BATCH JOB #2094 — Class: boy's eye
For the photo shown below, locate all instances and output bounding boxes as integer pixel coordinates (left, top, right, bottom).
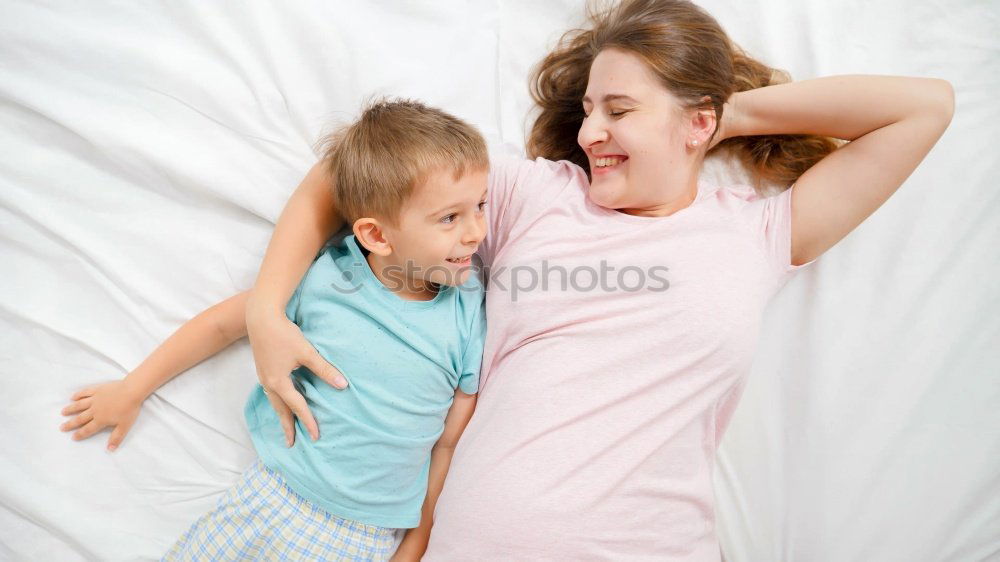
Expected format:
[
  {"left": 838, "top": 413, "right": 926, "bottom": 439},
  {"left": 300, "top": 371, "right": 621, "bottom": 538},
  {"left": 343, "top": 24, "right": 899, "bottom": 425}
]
[
  {"left": 478, "top": 200, "right": 487, "bottom": 212},
  {"left": 441, "top": 214, "right": 457, "bottom": 224}
]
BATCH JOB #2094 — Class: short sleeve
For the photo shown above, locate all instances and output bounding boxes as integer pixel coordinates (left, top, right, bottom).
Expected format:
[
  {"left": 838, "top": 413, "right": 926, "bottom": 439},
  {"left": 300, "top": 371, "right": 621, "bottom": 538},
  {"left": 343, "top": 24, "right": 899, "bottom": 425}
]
[
  {"left": 479, "top": 148, "right": 584, "bottom": 268},
  {"left": 457, "top": 298, "right": 486, "bottom": 395},
  {"left": 741, "top": 184, "right": 818, "bottom": 289},
  {"left": 284, "top": 247, "right": 329, "bottom": 325},
  {"left": 479, "top": 154, "right": 529, "bottom": 268}
]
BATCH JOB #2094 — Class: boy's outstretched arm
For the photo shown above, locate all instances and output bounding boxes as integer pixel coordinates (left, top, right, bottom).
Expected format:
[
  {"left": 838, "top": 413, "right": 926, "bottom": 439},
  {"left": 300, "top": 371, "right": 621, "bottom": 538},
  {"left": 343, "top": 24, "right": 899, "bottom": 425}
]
[
  {"left": 60, "top": 291, "right": 250, "bottom": 451},
  {"left": 391, "top": 390, "right": 478, "bottom": 561}
]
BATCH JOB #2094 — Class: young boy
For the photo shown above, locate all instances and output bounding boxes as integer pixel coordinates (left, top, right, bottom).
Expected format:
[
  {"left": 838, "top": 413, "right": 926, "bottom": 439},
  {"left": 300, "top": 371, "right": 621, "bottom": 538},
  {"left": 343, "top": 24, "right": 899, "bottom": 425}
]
[{"left": 59, "top": 99, "right": 489, "bottom": 561}]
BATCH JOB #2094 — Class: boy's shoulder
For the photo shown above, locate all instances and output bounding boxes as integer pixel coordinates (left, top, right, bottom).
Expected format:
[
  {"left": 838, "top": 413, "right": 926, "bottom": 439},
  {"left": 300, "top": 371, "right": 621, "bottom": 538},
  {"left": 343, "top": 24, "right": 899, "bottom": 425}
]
[
  {"left": 318, "top": 232, "right": 357, "bottom": 261},
  {"left": 454, "top": 266, "right": 486, "bottom": 337},
  {"left": 291, "top": 235, "right": 367, "bottom": 308},
  {"left": 300, "top": 238, "right": 357, "bottom": 282}
]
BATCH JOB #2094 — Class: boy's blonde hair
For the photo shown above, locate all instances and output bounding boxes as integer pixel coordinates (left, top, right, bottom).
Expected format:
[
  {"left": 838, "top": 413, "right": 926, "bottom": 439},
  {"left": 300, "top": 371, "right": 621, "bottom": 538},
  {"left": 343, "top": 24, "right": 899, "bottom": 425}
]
[{"left": 316, "top": 98, "right": 489, "bottom": 226}]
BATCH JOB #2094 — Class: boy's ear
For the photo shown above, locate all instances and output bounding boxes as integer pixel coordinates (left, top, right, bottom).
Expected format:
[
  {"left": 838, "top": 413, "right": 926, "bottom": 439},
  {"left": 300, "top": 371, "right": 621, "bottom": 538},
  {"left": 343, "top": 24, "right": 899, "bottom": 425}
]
[{"left": 353, "top": 218, "right": 393, "bottom": 256}]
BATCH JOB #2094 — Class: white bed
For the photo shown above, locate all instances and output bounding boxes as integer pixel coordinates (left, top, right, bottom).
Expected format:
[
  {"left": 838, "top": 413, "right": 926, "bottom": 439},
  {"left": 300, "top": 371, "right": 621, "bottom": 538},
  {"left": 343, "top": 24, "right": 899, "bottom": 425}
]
[{"left": 1, "top": 1, "right": 997, "bottom": 560}]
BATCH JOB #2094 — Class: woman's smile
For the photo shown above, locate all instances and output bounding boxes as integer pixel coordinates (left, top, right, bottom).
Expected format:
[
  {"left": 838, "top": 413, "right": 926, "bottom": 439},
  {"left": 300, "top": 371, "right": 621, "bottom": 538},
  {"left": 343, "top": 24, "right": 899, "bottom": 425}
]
[{"left": 592, "top": 155, "right": 629, "bottom": 175}]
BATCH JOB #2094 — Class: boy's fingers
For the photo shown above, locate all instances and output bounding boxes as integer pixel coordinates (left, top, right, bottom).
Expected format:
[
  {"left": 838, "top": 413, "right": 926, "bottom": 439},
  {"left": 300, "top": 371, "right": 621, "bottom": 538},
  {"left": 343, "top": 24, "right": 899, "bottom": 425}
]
[
  {"left": 107, "top": 423, "right": 130, "bottom": 452},
  {"left": 61, "top": 398, "right": 91, "bottom": 416},
  {"left": 73, "top": 420, "right": 102, "bottom": 441},
  {"left": 61, "top": 411, "right": 94, "bottom": 432},
  {"left": 71, "top": 386, "right": 97, "bottom": 401},
  {"left": 301, "top": 348, "right": 348, "bottom": 390},
  {"left": 275, "top": 384, "right": 320, "bottom": 442}
]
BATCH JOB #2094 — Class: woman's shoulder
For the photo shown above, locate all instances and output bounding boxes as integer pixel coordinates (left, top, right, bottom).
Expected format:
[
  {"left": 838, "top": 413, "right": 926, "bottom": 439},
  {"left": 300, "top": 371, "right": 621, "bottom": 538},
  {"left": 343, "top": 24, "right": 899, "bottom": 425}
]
[
  {"left": 700, "top": 179, "right": 792, "bottom": 224},
  {"left": 488, "top": 154, "right": 588, "bottom": 216},
  {"left": 489, "top": 150, "right": 587, "bottom": 190},
  {"left": 706, "top": 181, "right": 764, "bottom": 204},
  {"left": 705, "top": 180, "right": 813, "bottom": 283},
  {"left": 486, "top": 145, "right": 587, "bottom": 215},
  {"left": 697, "top": 159, "right": 772, "bottom": 206},
  {"left": 479, "top": 148, "right": 589, "bottom": 266}
]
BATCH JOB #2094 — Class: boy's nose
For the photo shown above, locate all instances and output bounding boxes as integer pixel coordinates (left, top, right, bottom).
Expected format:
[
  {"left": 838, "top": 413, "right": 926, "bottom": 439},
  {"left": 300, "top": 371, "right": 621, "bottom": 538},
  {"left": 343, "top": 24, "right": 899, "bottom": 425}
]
[{"left": 463, "top": 215, "right": 486, "bottom": 245}]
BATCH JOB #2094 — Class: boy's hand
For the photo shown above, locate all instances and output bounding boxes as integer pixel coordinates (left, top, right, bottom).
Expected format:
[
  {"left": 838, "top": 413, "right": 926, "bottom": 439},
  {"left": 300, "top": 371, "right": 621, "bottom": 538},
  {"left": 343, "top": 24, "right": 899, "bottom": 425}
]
[{"left": 60, "top": 380, "right": 144, "bottom": 451}]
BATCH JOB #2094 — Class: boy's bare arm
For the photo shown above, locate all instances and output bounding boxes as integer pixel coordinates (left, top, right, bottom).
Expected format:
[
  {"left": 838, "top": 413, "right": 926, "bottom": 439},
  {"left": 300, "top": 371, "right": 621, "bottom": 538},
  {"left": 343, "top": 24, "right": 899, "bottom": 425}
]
[
  {"left": 60, "top": 291, "right": 250, "bottom": 449},
  {"left": 392, "top": 390, "right": 478, "bottom": 561},
  {"left": 122, "top": 291, "right": 250, "bottom": 399}
]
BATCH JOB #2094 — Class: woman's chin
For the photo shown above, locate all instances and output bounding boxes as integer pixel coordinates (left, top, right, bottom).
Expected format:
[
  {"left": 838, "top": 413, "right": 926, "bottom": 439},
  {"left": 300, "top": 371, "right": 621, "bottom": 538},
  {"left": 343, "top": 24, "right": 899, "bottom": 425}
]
[{"left": 587, "top": 181, "right": 622, "bottom": 210}]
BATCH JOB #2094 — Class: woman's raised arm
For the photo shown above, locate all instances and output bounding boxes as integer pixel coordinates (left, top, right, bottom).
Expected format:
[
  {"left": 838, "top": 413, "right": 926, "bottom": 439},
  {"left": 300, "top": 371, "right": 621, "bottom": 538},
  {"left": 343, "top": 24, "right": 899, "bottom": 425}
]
[
  {"left": 723, "top": 75, "right": 955, "bottom": 265},
  {"left": 245, "top": 160, "right": 348, "bottom": 447}
]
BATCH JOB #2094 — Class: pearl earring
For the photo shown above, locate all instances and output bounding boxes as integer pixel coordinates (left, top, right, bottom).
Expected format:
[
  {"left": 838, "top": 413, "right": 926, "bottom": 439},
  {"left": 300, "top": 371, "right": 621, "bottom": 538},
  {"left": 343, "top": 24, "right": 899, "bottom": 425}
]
[{"left": 691, "top": 139, "right": 699, "bottom": 147}]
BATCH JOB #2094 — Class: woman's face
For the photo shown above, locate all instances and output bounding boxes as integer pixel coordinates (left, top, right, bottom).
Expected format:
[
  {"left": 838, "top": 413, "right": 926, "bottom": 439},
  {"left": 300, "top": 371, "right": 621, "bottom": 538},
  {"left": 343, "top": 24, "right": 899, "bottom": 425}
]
[{"left": 578, "top": 48, "right": 697, "bottom": 215}]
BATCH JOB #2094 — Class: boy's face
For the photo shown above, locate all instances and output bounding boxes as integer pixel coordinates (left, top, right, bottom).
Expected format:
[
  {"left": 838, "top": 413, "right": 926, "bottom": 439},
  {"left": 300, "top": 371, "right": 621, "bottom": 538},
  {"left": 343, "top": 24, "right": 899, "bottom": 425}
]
[{"left": 380, "top": 167, "right": 488, "bottom": 290}]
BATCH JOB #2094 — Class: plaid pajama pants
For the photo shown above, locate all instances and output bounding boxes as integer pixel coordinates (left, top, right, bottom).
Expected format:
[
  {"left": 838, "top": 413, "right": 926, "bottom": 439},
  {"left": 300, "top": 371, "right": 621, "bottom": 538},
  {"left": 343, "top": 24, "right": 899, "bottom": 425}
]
[{"left": 161, "top": 458, "right": 399, "bottom": 561}]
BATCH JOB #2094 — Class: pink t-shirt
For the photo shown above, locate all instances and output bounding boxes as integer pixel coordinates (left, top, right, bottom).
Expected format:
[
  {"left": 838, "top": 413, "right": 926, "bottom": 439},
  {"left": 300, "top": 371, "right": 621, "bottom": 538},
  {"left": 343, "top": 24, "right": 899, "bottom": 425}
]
[{"left": 424, "top": 156, "right": 815, "bottom": 561}]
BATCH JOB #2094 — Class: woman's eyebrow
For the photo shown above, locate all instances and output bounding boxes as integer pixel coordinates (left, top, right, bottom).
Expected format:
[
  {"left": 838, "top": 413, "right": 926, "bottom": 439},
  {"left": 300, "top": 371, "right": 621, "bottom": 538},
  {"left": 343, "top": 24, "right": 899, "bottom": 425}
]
[{"left": 582, "top": 94, "right": 639, "bottom": 104}]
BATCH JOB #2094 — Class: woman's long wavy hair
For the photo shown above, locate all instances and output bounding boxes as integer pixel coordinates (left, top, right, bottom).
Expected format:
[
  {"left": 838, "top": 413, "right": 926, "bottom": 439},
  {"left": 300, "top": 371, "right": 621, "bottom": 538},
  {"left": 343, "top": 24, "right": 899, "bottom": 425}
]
[{"left": 527, "top": 0, "right": 841, "bottom": 190}]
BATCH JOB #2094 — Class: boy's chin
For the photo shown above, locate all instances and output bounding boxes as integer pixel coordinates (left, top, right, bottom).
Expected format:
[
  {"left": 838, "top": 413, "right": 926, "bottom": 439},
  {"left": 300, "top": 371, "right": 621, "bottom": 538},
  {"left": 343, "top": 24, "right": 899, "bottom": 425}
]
[{"left": 431, "top": 269, "right": 472, "bottom": 288}]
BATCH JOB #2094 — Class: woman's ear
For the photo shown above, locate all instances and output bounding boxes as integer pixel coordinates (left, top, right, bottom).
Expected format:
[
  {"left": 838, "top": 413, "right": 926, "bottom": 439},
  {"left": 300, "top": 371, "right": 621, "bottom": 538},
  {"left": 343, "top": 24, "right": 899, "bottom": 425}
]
[
  {"left": 353, "top": 218, "right": 393, "bottom": 256},
  {"left": 687, "top": 95, "right": 717, "bottom": 148}
]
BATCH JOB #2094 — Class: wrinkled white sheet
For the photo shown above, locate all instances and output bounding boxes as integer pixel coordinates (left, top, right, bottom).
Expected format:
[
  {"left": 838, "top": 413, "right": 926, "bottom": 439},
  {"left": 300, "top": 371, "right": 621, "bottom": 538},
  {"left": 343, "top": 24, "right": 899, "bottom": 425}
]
[{"left": 1, "top": 1, "right": 997, "bottom": 560}]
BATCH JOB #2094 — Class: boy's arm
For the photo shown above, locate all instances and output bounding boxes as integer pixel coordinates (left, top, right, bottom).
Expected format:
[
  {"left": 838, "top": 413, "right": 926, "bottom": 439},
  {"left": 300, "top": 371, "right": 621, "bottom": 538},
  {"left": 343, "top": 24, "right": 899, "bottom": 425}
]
[
  {"left": 122, "top": 291, "right": 250, "bottom": 400},
  {"left": 60, "top": 291, "right": 250, "bottom": 449},
  {"left": 392, "top": 390, "right": 478, "bottom": 561}
]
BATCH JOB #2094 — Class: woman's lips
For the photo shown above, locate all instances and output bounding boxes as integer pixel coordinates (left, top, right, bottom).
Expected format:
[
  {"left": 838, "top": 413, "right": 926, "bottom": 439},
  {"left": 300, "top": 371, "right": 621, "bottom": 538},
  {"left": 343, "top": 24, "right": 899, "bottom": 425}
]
[{"left": 592, "top": 155, "right": 628, "bottom": 175}]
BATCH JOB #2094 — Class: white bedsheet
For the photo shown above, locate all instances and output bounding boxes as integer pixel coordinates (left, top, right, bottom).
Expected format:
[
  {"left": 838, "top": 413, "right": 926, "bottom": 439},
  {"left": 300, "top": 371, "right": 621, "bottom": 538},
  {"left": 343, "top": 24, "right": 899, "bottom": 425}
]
[{"left": 1, "top": 1, "right": 997, "bottom": 560}]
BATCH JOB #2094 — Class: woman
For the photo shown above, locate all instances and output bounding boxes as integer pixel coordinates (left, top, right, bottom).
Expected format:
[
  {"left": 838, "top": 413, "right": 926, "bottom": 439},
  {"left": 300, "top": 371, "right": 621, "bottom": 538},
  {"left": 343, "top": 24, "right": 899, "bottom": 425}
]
[{"left": 242, "top": 0, "right": 953, "bottom": 559}]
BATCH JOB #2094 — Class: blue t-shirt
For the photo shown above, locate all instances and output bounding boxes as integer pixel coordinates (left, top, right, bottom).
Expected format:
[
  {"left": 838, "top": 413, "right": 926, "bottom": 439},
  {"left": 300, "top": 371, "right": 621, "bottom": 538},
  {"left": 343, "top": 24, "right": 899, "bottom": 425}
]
[{"left": 244, "top": 234, "right": 486, "bottom": 529}]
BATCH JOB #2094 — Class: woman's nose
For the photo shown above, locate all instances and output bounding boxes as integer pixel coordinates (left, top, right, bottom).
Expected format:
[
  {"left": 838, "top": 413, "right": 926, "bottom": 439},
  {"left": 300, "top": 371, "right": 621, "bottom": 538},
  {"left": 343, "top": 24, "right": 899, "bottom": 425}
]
[{"left": 577, "top": 115, "right": 608, "bottom": 149}]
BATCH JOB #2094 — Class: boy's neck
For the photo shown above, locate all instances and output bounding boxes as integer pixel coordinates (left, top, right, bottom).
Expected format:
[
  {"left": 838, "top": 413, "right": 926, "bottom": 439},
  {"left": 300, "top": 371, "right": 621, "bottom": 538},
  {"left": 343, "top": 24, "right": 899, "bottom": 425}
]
[{"left": 365, "top": 252, "right": 439, "bottom": 302}]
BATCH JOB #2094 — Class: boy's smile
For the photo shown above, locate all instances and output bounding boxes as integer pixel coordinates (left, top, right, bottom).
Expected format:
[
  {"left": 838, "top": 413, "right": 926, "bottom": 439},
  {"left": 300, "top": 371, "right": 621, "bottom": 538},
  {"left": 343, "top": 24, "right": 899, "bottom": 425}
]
[{"left": 357, "top": 167, "right": 488, "bottom": 301}]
